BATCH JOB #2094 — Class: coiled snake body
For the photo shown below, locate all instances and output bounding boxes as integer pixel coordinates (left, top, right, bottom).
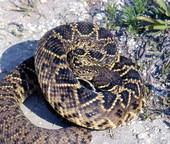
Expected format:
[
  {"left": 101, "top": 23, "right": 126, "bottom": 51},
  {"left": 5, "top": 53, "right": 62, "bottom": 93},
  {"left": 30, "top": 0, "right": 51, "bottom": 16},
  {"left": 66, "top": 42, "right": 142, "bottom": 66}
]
[{"left": 0, "top": 22, "right": 145, "bottom": 143}]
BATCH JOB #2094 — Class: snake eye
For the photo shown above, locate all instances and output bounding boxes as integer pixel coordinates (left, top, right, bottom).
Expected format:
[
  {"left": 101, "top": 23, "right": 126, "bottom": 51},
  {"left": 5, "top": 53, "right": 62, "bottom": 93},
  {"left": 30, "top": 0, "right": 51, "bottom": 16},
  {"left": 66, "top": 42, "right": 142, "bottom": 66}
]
[{"left": 73, "top": 48, "right": 85, "bottom": 55}]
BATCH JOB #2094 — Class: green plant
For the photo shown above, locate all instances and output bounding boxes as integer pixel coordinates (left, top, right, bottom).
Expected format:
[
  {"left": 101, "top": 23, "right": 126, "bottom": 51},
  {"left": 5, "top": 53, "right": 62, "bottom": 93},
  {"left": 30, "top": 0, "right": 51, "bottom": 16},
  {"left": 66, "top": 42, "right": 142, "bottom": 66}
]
[
  {"left": 122, "top": 0, "right": 148, "bottom": 33},
  {"left": 162, "top": 62, "right": 170, "bottom": 79},
  {"left": 8, "top": 23, "right": 25, "bottom": 37},
  {"left": 137, "top": 0, "right": 170, "bottom": 30},
  {"left": 9, "top": 0, "right": 42, "bottom": 16},
  {"left": 155, "top": 0, "right": 170, "bottom": 17},
  {"left": 105, "top": 3, "right": 119, "bottom": 30}
]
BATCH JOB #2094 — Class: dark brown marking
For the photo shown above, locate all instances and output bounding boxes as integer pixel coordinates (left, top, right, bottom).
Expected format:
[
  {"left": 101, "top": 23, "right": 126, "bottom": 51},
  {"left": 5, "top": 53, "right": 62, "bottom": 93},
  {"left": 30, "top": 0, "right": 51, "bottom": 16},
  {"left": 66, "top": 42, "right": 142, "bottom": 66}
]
[
  {"left": 120, "top": 56, "right": 135, "bottom": 66},
  {"left": 125, "top": 83, "right": 139, "bottom": 96},
  {"left": 53, "top": 57, "right": 66, "bottom": 65},
  {"left": 122, "top": 69, "right": 141, "bottom": 80},
  {"left": 98, "top": 120, "right": 109, "bottom": 128},
  {"left": 104, "top": 43, "right": 117, "bottom": 55},
  {"left": 54, "top": 24, "right": 73, "bottom": 40},
  {"left": 55, "top": 68, "right": 77, "bottom": 84},
  {"left": 77, "top": 22, "right": 95, "bottom": 35},
  {"left": 85, "top": 109, "right": 99, "bottom": 118},
  {"left": 77, "top": 87, "right": 98, "bottom": 104},
  {"left": 44, "top": 37, "right": 65, "bottom": 56},
  {"left": 131, "top": 101, "right": 139, "bottom": 110},
  {"left": 125, "top": 113, "right": 132, "bottom": 122},
  {"left": 89, "top": 50, "right": 104, "bottom": 60},
  {"left": 115, "top": 109, "right": 122, "bottom": 118},
  {"left": 120, "top": 90, "right": 129, "bottom": 106},
  {"left": 98, "top": 27, "right": 113, "bottom": 39},
  {"left": 41, "top": 63, "right": 49, "bottom": 71},
  {"left": 102, "top": 91, "right": 117, "bottom": 109},
  {"left": 112, "top": 62, "right": 124, "bottom": 70}
]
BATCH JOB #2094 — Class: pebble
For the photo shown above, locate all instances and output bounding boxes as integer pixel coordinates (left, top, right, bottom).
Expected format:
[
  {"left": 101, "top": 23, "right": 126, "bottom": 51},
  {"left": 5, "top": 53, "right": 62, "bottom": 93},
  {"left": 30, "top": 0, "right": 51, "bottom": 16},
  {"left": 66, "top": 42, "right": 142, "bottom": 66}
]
[
  {"left": 26, "top": 24, "right": 36, "bottom": 32},
  {"left": 160, "top": 128, "right": 167, "bottom": 135},
  {"left": 39, "top": 0, "right": 47, "bottom": 4},
  {"left": 129, "top": 119, "right": 137, "bottom": 125},
  {"left": 127, "top": 38, "right": 136, "bottom": 52},
  {"left": 161, "top": 140, "right": 170, "bottom": 144},
  {"left": 136, "top": 132, "right": 149, "bottom": 139},
  {"left": 95, "top": 13, "right": 105, "bottom": 20},
  {"left": 153, "top": 127, "right": 160, "bottom": 133},
  {"left": 145, "top": 126, "right": 150, "bottom": 131},
  {"left": 148, "top": 133, "right": 154, "bottom": 138},
  {"left": 102, "top": 0, "right": 108, "bottom": 2},
  {"left": 39, "top": 122, "right": 42, "bottom": 125},
  {"left": 132, "top": 129, "right": 137, "bottom": 134},
  {"left": 103, "top": 142, "right": 109, "bottom": 144}
]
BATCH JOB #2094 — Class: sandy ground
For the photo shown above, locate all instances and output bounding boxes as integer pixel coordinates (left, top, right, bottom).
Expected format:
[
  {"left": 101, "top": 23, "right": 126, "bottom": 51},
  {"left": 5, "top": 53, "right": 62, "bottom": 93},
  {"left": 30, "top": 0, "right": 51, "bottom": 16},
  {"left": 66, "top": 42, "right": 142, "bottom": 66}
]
[{"left": 0, "top": 0, "right": 170, "bottom": 144}]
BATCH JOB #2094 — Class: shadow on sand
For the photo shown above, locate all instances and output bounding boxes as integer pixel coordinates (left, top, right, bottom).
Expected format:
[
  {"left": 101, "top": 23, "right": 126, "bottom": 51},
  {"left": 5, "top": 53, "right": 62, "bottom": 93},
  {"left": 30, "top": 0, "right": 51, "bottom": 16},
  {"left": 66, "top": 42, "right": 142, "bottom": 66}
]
[{"left": 0, "top": 40, "right": 68, "bottom": 129}]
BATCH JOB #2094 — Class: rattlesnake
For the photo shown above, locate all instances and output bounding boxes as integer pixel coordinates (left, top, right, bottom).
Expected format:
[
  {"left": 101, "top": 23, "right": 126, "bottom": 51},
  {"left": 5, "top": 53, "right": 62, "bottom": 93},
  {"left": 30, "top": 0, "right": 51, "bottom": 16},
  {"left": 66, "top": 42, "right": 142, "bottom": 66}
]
[{"left": 0, "top": 22, "right": 146, "bottom": 143}]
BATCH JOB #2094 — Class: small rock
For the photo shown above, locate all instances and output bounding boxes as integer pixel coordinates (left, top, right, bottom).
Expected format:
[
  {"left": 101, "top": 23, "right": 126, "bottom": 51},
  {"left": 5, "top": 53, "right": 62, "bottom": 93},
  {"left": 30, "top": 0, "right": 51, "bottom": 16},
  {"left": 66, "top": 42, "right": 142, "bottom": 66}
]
[
  {"left": 40, "top": 0, "right": 47, "bottom": 4},
  {"left": 145, "top": 126, "right": 150, "bottom": 131},
  {"left": 103, "top": 142, "right": 109, "bottom": 144},
  {"left": 154, "top": 127, "right": 160, "bottom": 133},
  {"left": 136, "top": 132, "right": 149, "bottom": 139},
  {"left": 129, "top": 120, "right": 136, "bottom": 125},
  {"left": 148, "top": 133, "right": 154, "bottom": 138},
  {"left": 132, "top": 128, "right": 137, "bottom": 134},
  {"left": 161, "top": 140, "right": 170, "bottom": 144},
  {"left": 42, "top": 29, "right": 48, "bottom": 33},
  {"left": 95, "top": 13, "right": 105, "bottom": 20},
  {"left": 102, "top": 0, "right": 108, "bottom": 3},
  {"left": 39, "top": 122, "right": 42, "bottom": 125}
]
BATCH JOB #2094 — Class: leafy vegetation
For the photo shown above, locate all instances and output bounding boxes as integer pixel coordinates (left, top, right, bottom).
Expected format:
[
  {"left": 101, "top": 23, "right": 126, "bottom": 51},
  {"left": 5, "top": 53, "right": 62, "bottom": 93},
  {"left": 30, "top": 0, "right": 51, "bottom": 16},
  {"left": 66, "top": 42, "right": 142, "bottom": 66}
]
[
  {"left": 9, "top": 0, "right": 42, "bottom": 16},
  {"left": 162, "top": 61, "right": 170, "bottom": 79},
  {"left": 105, "top": 0, "right": 170, "bottom": 120},
  {"left": 137, "top": 0, "right": 170, "bottom": 30},
  {"left": 105, "top": 3, "right": 119, "bottom": 30},
  {"left": 121, "top": 0, "right": 148, "bottom": 33},
  {"left": 105, "top": 0, "right": 170, "bottom": 33}
]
